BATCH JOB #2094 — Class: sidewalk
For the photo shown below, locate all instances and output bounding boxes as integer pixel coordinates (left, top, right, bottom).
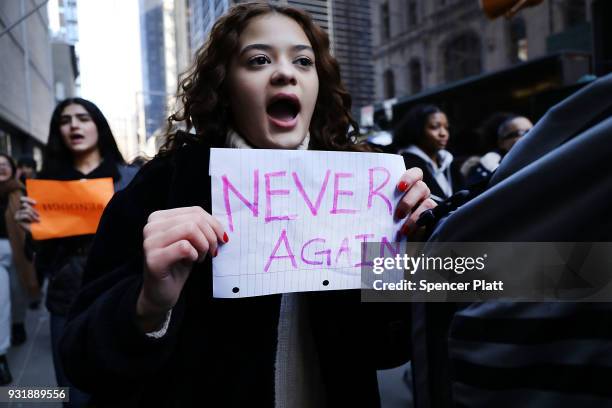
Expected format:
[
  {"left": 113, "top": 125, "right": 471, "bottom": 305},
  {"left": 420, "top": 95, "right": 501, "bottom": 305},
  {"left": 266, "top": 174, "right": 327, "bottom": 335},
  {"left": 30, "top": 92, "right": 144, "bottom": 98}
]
[{"left": 6, "top": 304, "right": 61, "bottom": 408}]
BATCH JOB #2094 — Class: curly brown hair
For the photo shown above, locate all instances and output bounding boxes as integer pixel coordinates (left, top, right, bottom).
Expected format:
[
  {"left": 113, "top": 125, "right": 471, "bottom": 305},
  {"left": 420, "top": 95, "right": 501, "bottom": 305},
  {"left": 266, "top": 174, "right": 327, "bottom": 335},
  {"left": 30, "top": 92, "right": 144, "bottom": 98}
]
[{"left": 161, "top": 2, "right": 369, "bottom": 153}]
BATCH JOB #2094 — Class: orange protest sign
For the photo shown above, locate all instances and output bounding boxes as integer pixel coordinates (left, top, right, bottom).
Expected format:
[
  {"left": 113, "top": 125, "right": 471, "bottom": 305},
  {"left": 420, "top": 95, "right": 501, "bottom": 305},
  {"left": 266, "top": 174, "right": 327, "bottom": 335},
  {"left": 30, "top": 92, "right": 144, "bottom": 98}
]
[{"left": 26, "top": 178, "right": 115, "bottom": 240}]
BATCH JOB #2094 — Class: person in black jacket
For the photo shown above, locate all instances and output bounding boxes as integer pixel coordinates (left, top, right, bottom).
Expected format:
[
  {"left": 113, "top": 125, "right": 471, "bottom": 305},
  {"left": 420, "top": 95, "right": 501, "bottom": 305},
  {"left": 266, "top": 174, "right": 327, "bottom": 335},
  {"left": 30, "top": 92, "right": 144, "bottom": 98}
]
[
  {"left": 15, "top": 98, "right": 138, "bottom": 407},
  {"left": 465, "top": 114, "right": 533, "bottom": 187},
  {"left": 395, "top": 104, "right": 464, "bottom": 202},
  {"left": 57, "top": 3, "right": 436, "bottom": 407}
]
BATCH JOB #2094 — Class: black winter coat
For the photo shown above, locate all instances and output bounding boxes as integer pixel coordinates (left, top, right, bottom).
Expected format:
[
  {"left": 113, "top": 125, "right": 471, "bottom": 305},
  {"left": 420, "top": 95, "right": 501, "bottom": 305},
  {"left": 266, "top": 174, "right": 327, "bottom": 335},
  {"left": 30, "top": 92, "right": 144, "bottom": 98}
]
[
  {"left": 400, "top": 153, "right": 464, "bottom": 201},
  {"left": 36, "top": 161, "right": 138, "bottom": 316},
  {"left": 59, "top": 137, "right": 412, "bottom": 407}
]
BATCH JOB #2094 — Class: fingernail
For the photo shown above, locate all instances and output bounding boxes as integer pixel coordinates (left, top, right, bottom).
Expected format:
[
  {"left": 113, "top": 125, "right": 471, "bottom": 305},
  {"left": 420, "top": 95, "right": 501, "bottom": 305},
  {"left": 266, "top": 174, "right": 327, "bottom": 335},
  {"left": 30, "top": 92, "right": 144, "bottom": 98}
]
[
  {"left": 397, "top": 181, "right": 408, "bottom": 192},
  {"left": 395, "top": 208, "right": 405, "bottom": 220},
  {"left": 223, "top": 232, "right": 229, "bottom": 243},
  {"left": 401, "top": 223, "right": 410, "bottom": 236}
]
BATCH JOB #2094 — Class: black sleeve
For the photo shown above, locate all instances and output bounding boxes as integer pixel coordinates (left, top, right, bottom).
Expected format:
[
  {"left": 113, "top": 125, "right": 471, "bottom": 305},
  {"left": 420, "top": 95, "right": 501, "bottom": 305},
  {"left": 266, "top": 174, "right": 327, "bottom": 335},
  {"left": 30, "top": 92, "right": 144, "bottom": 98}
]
[
  {"left": 58, "top": 155, "right": 186, "bottom": 397},
  {"left": 450, "top": 160, "right": 466, "bottom": 193}
]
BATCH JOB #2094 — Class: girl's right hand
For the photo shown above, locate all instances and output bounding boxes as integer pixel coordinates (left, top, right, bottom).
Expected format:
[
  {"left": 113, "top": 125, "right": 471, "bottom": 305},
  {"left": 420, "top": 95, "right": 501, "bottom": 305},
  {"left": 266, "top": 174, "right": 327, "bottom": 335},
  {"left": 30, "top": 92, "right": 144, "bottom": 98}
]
[
  {"left": 14, "top": 196, "right": 40, "bottom": 232},
  {"left": 136, "top": 206, "right": 228, "bottom": 332}
]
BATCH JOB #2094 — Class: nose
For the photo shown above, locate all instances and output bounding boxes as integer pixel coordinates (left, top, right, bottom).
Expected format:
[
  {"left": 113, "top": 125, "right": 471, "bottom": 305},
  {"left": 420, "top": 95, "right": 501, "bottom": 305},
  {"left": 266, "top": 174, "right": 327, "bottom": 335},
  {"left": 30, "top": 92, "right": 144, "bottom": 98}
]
[
  {"left": 270, "top": 59, "right": 297, "bottom": 86},
  {"left": 69, "top": 117, "right": 79, "bottom": 129}
]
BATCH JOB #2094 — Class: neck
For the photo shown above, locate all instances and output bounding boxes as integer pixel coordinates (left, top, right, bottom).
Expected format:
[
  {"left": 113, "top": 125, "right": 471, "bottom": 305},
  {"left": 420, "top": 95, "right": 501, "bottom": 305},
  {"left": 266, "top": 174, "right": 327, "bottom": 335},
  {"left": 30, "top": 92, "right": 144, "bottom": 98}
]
[
  {"left": 73, "top": 149, "right": 102, "bottom": 174},
  {"left": 429, "top": 152, "right": 439, "bottom": 165},
  {"left": 418, "top": 145, "right": 439, "bottom": 165}
]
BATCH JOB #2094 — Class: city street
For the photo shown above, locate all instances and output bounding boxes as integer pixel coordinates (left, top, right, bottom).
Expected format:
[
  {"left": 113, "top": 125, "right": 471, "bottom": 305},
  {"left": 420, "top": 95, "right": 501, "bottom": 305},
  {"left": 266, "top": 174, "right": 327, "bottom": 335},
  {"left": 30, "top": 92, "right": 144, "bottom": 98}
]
[
  {"left": 7, "top": 304, "right": 60, "bottom": 408},
  {"left": 6, "top": 299, "right": 412, "bottom": 408},
  {"left": 2, "top": 0, "right": 608, "bottom": 406}
]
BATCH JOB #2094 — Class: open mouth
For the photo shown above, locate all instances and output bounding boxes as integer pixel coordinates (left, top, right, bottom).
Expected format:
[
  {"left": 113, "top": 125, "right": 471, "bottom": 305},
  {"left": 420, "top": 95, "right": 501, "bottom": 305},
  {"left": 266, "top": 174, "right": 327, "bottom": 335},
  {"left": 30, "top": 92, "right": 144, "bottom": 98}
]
[
  {"left": 69, "top": 133, "right": 85, "bottom": 142},
  {"left": 267, "top": 94, "right": 300, "bottom": 128}
]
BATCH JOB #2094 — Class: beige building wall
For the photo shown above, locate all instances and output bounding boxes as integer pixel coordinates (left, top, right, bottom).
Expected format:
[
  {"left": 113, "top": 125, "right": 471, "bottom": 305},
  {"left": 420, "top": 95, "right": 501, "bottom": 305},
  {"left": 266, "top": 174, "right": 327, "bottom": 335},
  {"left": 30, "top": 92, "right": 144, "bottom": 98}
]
[{"left": 0, "top": 0, "right": 55, "bottom": 149}]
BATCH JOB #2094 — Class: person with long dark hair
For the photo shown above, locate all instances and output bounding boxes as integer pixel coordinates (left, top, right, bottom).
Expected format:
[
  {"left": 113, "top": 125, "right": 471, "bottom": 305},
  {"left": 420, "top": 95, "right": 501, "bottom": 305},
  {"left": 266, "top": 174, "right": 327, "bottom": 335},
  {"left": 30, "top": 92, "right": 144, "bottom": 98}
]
[
  {"left": 58, "top": 3, "right": 435, "bottom": 406},
  {"left": 0, "top": 153, "right": 37, "bottom": 385},
  {"left": 15, "top": 97, "right": 138, "bottom": 407},
  {"left": 394, "top": 104, "right": 464, "bottom": 202}
]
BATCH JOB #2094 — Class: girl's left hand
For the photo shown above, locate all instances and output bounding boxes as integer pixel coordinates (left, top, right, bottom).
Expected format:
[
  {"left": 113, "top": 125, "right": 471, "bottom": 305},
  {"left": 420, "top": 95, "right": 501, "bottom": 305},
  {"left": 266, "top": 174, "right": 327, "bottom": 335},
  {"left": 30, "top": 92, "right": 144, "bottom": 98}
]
[
  {"left": 394, "top": 167, "right": 437, "bottom": 241},
  {"left": 15, "top": 196, "right": 40, "bottom": 233}
]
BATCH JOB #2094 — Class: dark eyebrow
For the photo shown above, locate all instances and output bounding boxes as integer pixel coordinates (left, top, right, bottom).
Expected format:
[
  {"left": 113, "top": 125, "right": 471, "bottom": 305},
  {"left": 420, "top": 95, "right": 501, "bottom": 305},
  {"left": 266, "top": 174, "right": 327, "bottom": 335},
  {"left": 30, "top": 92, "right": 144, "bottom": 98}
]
[
  {"left": 239, "top": 43, "right": 314, "bottom": 56},
  {"left": 240, "top": 44, "right": 272, "bottom": 56},
  {"left": 60, "top": 113, "right": 90, "bottom": 120},
  {"left": 293, "top": 44, "right": 314, "bottom": 53}
]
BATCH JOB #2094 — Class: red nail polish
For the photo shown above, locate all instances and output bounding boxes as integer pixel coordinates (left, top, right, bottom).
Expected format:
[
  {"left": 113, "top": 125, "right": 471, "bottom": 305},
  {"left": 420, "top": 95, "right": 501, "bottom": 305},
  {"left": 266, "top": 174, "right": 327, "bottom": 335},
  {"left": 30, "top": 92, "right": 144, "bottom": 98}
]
[
  {"left": 223, "top": 232, "right": 229, "bottom": 243},
  {"left": 401, "top": 223, "right": 410, "bottom": 235},
  {"left": 397, "top": 181, "right": 408, "bottom": 192},
  {"left": 395, "top": 208, "right": 405, "bottom": 220}
]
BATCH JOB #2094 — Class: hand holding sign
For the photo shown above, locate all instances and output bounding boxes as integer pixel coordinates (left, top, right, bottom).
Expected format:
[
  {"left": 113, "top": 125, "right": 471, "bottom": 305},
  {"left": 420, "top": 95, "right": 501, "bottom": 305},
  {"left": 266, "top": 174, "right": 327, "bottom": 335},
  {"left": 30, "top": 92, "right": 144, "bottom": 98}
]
[
  {"left": 395, "top": 167, "right": 436, "bottom": 239},
  {"left": 136, "top": 206, "right": 228, "bottom": 332},
  {"left": 15, "top": 196, "right": 40, "bottom": 232},
  {"left": 209, "top": 149, "right": 436, "bottom": 298}
]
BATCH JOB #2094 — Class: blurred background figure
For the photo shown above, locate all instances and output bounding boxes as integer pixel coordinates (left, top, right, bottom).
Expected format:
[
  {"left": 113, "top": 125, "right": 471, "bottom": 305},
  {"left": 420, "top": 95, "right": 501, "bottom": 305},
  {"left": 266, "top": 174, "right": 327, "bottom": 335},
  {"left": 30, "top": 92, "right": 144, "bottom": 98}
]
[
  {"left": 15, "top": 97, "right": 138, "bottom": 407},
  {"left": 0, "top": 153, "right": 39, "bottom": 385},
  {"left": 394, "top": 104, "right": 464, "bottom": 202},
  {"left": 16, "top": 156, "right": 38, "bottom": 184},
  {"left": 15, "top": 156, "right": 42, "bottom": 310},
  {"left": 466, "top": 114, "right": 533, "bottom": 186},
  {"left": 459, "top": 112, "right": 516, "bottom": 180},
  {"left": 497, "top": 115, "right": 533, "bottom": 153},
  {"left": 129, "top": 155, "right": 150, "bottom": 168}
]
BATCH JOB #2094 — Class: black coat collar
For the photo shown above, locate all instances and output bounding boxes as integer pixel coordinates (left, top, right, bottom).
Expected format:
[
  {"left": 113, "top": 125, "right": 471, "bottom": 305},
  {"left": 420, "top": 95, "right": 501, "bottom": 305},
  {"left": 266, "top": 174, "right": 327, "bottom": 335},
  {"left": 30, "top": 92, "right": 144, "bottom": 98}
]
[{"left": 166, "top": 136, "right": 214, "bottom": 212}]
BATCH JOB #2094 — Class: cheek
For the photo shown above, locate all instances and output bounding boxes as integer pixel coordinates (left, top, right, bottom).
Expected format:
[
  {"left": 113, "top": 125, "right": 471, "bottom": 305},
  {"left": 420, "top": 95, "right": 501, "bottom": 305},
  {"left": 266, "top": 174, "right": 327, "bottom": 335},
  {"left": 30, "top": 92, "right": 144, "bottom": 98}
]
[
  {"left": 309, "top": 75, "right": 319, "bottom": 103},
  {"left": 230, "top": 72, "right": 263, "bottom": 111},
  {"left": 233, "top": 88, "right": 258, "bottom": 111},
  {"left": 60, "top": 125, "right": 71, "bottom": 138},
  {"left": 84, "top": 123, "right": 100, "bottom": 142},
  {"left": 302, "top": 75, "right": 319, "bottom": 117},
  {"left": 424, "top": 130, "right": 436, "bottom": 142}
]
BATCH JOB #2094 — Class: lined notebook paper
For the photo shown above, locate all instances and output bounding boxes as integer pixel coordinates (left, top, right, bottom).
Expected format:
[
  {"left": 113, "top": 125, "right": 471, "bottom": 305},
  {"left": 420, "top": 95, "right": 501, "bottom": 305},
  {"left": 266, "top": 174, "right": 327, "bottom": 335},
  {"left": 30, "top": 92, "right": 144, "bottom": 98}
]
[{"left": 209, "top": 148, "right": 406, "bottom": 298}]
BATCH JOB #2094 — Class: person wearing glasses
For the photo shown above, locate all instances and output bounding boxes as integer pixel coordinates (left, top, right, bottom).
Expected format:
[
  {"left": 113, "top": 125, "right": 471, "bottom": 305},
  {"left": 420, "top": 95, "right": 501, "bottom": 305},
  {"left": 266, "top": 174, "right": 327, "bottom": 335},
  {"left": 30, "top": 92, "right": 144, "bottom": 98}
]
[{"left": 467, "top": 115, "right": 533, "bottom": 186}]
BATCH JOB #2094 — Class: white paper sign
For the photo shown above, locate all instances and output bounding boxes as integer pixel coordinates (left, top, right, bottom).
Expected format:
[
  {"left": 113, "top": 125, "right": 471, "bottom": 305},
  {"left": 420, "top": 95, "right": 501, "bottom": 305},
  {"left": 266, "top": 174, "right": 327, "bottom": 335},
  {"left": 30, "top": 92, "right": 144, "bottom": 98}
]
[{"left": 209, "top": 148, "right": 406, "bottom": 298}]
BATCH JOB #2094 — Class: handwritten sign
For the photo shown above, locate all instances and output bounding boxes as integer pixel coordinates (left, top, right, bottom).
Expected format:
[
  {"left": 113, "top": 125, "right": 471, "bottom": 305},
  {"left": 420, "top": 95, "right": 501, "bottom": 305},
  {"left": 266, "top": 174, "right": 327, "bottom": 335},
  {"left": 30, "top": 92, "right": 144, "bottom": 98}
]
[
  {"left": 26, "top": 178, "right": 114, "bottom": 240},
  {"left": 210, "top": 149, "right": 406, "bottom": 298}
]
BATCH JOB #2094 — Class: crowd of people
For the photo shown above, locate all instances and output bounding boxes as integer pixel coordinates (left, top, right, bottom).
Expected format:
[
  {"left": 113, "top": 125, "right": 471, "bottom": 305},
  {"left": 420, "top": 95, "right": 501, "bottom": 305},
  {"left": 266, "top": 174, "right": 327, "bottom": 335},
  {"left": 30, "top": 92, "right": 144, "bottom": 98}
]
[
  {"left": 0, "top": 2, "right": 609, "bottom": 408},
  {"left": 0, "top": 97, "right": 140, "bottom": 406},
  {"left": 387, "top": 103, "right": 533, "bottom": 204},
  {"left": 0, "top": 153, "right": 38, "bottom": 386}
]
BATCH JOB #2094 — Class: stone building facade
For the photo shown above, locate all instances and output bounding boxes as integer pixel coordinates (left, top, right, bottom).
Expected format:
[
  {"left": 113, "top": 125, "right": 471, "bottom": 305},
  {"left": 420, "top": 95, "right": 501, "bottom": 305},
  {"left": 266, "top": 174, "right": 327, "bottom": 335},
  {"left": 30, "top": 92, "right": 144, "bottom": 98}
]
[{"left": 371, "top": 0, "right": 594, "bottom": 102}]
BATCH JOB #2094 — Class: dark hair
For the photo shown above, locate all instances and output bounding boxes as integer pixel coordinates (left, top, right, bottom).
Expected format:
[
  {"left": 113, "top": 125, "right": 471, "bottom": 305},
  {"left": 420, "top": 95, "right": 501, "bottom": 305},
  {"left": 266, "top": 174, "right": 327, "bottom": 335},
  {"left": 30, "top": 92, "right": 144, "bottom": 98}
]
[
  {"left": 17, "top": 156, "right": 37, "bottom": 168},
  {"left": 474, "top": 111, "right": 515, "bottom": 153},
  {"left": 162, "top": 2, "right": 367, "bottom": 152},
  {"left": 393, "top": 104, "right": 443, "bottom": 148},
  {"left": 43, "top": 98, "right": 125, "bottom": 174},
  {"left": 0, "top": 153, "right": 17, "bottom": 179}
]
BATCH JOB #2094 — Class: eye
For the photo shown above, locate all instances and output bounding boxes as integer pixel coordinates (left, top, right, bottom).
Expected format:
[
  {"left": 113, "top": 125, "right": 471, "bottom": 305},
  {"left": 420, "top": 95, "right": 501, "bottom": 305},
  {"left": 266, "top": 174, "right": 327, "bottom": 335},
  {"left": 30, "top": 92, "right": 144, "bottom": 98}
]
[
  {"left": 248, "top": 55, "right": 271, "bottom": 66},
  {"left": 294, "top": 56, "right": 313, "bottom": 67}
]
